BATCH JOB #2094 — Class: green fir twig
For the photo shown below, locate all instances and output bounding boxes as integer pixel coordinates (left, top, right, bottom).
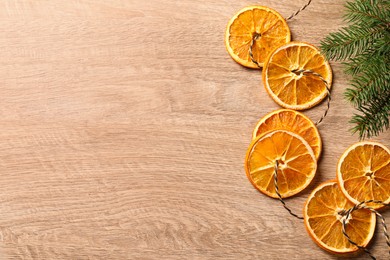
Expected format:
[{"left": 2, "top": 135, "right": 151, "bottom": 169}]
[{"left": 320, "top": 0, "right": 390, "bottom": 139}]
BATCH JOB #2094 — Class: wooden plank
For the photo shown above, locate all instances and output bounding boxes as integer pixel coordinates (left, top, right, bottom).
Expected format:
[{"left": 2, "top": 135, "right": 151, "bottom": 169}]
[{"left": 0, "top": 0, "right": 388, "bottom": 259}]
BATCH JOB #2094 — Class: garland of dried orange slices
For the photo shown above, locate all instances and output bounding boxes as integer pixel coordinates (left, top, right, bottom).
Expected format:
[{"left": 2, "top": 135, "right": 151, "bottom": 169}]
[{"left": 224, "top": 4, "right": 390, "bottom": 259}]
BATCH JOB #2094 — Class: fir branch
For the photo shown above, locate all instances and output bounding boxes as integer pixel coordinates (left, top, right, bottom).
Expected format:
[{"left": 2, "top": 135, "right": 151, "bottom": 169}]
[
  {"left": 345, "top": 0, "right": 390, "bottom": 25},
  {"left": 346, "top": 80, "right": 387, "bottom": 107},
  {"left": 345, "top": 60, "right": 390, "bottom": 106},
  {"left": 343, "top": 41, "right": 389, "bottom": 75},
  {"left": 350, "top": 90, "right": 390, "bottom": 139},
  {"left": 320, "top": 0, "right": 390, "bottom": 139},
  {"left": 320, "top": 24, "right": 386, "bottom": 60}
]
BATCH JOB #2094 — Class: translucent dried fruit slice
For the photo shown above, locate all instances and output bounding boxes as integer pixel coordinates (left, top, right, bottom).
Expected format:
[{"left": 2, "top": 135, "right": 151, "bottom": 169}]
[
  {"left": 337, "top": 141, "right": 390, "bottom": 210},
  {"left": 263, "top": 42, "right": 332, "bottom": 110},
  {"left": 252, "top": 109, "right": 322, "bottom": 159},
  {"left": 245, "top": 130, "right": 317, "bottom": 198},
  {"left": 225, "top": 6, "right": 291, "bottom": 68},
  {"left": 304, "top": 181, "right": 376, "bottom": 254}
]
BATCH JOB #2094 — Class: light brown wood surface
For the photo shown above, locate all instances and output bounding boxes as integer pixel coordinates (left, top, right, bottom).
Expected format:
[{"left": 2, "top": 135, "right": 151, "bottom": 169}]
[{"left": 0, "top": 0, "right": 388, "bottom": 259}]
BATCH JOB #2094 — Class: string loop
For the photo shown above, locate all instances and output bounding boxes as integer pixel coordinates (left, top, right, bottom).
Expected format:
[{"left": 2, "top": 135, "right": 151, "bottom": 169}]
[
  {"left": 341, "top": 200, "right": 390, "bottom": 259},
  {"left": 249, "top": 38, "right": 332, "bottom": 125}
]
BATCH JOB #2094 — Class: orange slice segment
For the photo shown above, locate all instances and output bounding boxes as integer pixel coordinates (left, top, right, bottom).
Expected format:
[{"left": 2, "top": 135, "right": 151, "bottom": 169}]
[
  {"left": 225, "top": 6, "right": 291, "bottom": 68},
  {"left": 337, "top": 141, "right": 390, "bottom": 210},
  {"left": 263, "top": 42, "right": 332, "bottom": 110},
  {"left": 304, "top": 181, "right": 376, "bottom": 254},
  {"left": 245, "top": 130, "right": 317, "bottom": 198},
  {"left": 252, "top": 109, "right": 322, "bottom": 159}
]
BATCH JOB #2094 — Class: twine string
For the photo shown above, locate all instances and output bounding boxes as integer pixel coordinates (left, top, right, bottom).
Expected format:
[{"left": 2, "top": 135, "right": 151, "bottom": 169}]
[
  {"left": 250, "top": 4, "right": 389, "bottom": 258},
  {"left": 249, "top": 34, "right": 261, "bottom": 68},
  {"left": 286, "top": 0, "right": 313, "bottom": 21},
  {"left": 291, "top": 69, "right": 331, "bottom": 126},
  {"left": 249, "top": 1, "right": 330, "bottom": 126},
  {"left": 273, "top": 161, "right": 304, "bottom": 220},
  {"left": 341, "top": 200, "right": 390, "bottom": 260}
]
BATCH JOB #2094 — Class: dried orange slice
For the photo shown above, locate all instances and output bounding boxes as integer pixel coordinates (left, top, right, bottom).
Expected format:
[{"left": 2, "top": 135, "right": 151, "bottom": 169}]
[
  {"left": 245, "top": 130, "right": 317, "bottom": 198},
  {"left": 225, "top": 6, "right": 291, "bottom": 68},
  {"left": 337, "top": 141, "right": 390, "bottom": 210},
  {"left": 304, "top": 181, "right": 376, "bottom": 254},
  {"left": 263, "top": 42, "right": 332, "bottom": 110},
  {"left": 252, "top": 109, "right": 322, "bottom": 159}
]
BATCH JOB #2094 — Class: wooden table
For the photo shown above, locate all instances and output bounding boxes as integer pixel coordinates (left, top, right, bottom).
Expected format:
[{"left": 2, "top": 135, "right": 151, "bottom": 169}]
[{"left": 0, "top": 0, "right": 388, "bottom": 259}]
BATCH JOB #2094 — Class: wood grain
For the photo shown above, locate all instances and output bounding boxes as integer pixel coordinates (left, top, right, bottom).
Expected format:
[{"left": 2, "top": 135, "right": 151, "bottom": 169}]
[{"left": 0, "top": 0, "right": 388, "bottom": 259}]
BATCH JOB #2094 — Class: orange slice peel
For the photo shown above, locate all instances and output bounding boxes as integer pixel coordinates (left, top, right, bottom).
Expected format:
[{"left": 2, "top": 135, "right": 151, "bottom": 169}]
[
  {"left": 225, "top": 6, "right": 291, "bottom": 68},
  {"left": 245, "top": 130, "right": 317, "bottom": 198},
  {"left": 263, "top": 41, "right": 332, "bottom": 110},
  {"left": 252, "top": 109, "right": 322, "bottom": 159},
  {"left": 337, "top": 141, "right": 390, "bottom": 210},
  {"left": 304, "top": 180, "right": 376, "bottom": 254}
]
